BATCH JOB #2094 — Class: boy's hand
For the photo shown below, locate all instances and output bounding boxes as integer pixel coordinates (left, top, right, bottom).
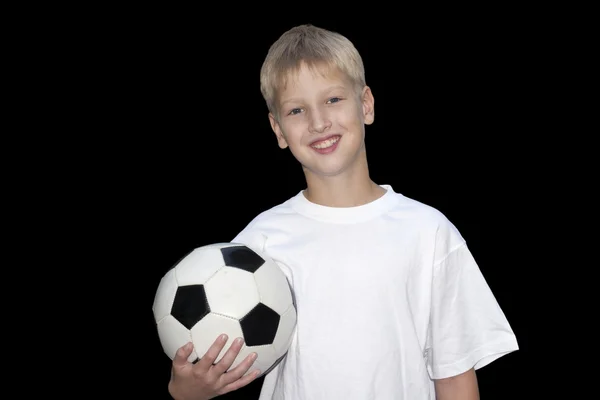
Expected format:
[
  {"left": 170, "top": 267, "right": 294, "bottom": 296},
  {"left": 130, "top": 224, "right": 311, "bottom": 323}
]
[{"left": 168, "top": 335, "right": 261, "bottom": 400}]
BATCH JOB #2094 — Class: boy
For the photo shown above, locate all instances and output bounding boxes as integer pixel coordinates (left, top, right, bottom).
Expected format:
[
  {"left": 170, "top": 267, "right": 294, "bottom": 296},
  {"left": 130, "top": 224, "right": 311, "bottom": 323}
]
[{"left": 168, "top": 24, "right": 518, "bottom": 399}]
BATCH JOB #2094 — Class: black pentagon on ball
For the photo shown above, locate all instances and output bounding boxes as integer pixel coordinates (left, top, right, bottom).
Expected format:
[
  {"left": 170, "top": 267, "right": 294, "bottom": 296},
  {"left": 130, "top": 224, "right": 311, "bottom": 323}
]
[
  {"left": 221, "top": 245, "right": 265, "bottom": 273},
  {"left": 171, "top": 284, "right": 210, "bottom": 330},
  {"left": 239, "top": 303, "right": 280, "bottom": 346}
]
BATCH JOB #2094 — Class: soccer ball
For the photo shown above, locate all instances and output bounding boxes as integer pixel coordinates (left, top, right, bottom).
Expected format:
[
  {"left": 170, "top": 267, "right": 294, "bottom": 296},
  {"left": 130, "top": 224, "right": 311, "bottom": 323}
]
[{"left": 152, "top": 242, "right": 297, "bottom": 377}]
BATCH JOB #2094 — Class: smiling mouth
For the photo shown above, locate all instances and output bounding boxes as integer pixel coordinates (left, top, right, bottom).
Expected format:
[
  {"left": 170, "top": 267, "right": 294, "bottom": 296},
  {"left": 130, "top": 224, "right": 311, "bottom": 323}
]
[{"left": 311, "top": 135, "right": 340, "bottom": 149}]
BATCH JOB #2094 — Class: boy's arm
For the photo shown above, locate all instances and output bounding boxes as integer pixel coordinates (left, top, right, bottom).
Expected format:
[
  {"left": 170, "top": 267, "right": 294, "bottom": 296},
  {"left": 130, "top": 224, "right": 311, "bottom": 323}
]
[{"left": 434, "top": 368, "right": 479, "bottom": 400}]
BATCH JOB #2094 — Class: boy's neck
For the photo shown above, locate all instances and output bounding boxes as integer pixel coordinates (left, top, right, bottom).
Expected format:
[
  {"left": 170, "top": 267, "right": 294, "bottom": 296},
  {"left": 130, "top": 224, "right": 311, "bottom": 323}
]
[{"left": 302, "top": 155, "right": 386, "bottom": 208}]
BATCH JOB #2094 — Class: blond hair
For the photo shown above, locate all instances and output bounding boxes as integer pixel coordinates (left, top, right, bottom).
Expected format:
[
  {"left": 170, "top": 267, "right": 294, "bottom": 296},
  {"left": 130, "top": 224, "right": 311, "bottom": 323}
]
[{"left": 260, "top": 24, "right": 366, "bottom": 117}]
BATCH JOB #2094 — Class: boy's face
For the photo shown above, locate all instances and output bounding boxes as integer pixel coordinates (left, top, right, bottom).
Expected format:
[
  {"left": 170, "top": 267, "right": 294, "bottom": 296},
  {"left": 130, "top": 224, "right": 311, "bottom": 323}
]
[{"left": 269, "top": 63, "right": 374, "bottom": 179}]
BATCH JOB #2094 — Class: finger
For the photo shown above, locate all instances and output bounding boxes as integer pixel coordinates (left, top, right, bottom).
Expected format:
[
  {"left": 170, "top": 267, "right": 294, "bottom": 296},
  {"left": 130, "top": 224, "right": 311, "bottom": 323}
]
[
  {"left": 172, "top": 342, "right": 194, "bottom": 369},
  {"left": 211, "top": 337, "right": 245, "bottom": 375},
  {"left": 195, "top": 334, "right": 228, "bottom": 370},
  {"left": 220, "top": 350, "right": 258, "bottom": 385},
  {"left": 219, "top": 368, "right": 261, "bottom": 395}
]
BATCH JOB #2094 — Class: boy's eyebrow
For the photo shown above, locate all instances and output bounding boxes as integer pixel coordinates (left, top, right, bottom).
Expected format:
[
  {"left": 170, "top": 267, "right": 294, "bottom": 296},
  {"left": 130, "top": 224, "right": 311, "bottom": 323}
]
[
  {"left": 281, "top": 86, "right": 349, "bottom": 105},
  {"left": 281, "top": 97, "right": 302, "bottom": 106},
  {"left": 323, "top": 85, "right": 348, "bottom": 94}
]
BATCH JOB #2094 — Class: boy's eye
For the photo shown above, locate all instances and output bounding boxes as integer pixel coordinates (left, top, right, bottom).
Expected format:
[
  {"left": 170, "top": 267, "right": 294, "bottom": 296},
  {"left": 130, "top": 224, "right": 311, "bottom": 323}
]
[{"left": 287, "top": 98, "right": 341, "bottom": 115}]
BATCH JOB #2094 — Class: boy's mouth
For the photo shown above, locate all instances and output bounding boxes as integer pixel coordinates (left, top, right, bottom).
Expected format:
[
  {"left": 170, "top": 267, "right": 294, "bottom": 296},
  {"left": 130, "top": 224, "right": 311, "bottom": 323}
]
[{"left": 310, "top": 135, "right": 341, "bottom": 150}]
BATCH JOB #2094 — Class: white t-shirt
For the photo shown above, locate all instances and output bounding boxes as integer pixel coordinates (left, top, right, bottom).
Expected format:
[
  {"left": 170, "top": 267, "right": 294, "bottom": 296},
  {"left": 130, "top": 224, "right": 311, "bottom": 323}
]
[{"left": 232, "top": 184, "right": 518, "bottom": 400}]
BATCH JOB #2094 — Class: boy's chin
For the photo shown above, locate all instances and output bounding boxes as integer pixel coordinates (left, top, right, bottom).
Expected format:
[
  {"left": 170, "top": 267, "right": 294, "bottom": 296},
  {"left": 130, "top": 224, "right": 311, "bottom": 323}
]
[{"left": 302, "top": 164, "right": 351, "bottom": 179}]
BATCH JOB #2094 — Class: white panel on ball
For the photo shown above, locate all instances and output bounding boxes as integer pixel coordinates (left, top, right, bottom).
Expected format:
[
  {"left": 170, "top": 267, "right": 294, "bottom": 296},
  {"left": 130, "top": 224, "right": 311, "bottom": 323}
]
[
  {"left": 175, "top": 247, "right": 227, "bottom": 286},
  {"left": 156, "top": 315, "right": 198, "bottom": 362},
  {"left": 152, "top": 267, "right": 178, "bottom": 322},
  {"left": 273, "top": 306, "right": 296, "bottom": 354},
  {"left": 272, "top": 306, "right": 297, "bottom": 356},
  {"left": 205, "top": 267, "right": 260, "bottom": 319},
  {"left": 254, "top": 260, "right": 294, "bottom": 315},
  {"left": 190, "top": 314, "right": 244, "bottom": 364}
]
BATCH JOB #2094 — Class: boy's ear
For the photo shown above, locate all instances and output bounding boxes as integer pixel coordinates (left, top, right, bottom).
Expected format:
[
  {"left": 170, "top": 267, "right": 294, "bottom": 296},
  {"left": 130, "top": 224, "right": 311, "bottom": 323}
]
[
  {"left": 362, "top": 86, "right": 375, "bottom": 125},
  {"left": 269, "top": 113, "right": 289, "bottom": 149}
]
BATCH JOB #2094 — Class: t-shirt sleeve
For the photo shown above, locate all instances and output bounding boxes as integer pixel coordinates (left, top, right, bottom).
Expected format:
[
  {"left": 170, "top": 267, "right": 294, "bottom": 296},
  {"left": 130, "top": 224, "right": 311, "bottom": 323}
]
[
  {"left": 425, "top": 223, "right": 519, "bottom": 379},
  {"left": 231, "top": 216, "right": 268, "bottom": 255}
]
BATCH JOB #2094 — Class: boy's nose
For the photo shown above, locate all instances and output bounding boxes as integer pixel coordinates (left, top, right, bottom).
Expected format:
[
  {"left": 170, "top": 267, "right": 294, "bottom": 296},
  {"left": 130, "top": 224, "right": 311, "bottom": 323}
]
[{"left": 308, "top": 111, "right": 332, "bottom": 133}]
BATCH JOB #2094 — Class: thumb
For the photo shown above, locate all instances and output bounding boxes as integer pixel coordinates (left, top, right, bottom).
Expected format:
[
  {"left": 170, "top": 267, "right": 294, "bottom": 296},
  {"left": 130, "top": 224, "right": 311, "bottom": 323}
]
[{"left": 172, "top": 342, "right": 194, "bottom": 369}]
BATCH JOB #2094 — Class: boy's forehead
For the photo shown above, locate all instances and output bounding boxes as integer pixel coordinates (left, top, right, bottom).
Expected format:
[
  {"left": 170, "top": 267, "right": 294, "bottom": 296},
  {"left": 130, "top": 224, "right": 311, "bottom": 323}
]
[
  {"left": 278, "top": 63, "right": 349, "bottom": 94},
  {"left": 289, "top": 62, "right": 342, "bottom": 81}
]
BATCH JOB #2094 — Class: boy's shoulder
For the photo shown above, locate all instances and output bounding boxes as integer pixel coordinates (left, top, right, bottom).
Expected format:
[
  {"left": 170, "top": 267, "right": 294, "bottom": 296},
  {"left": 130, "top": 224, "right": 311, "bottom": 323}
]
[
  {"left": 246, "top": 192, "right": 299, "bottom": 225},
  {"left": 233, "top": 190, "right": 300, "bottom": 229},
  {"left": 230, "top": 192, "right": 300, "bottom": 252},
  {"left": 388, "top": 190, "right": 459, "bottom": 229}
]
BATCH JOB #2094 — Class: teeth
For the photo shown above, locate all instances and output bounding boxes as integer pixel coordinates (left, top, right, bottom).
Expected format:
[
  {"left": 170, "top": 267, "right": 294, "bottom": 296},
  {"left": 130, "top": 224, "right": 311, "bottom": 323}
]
[{"left": 311, "top": 137, "right": 339, "bottom": 149}]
